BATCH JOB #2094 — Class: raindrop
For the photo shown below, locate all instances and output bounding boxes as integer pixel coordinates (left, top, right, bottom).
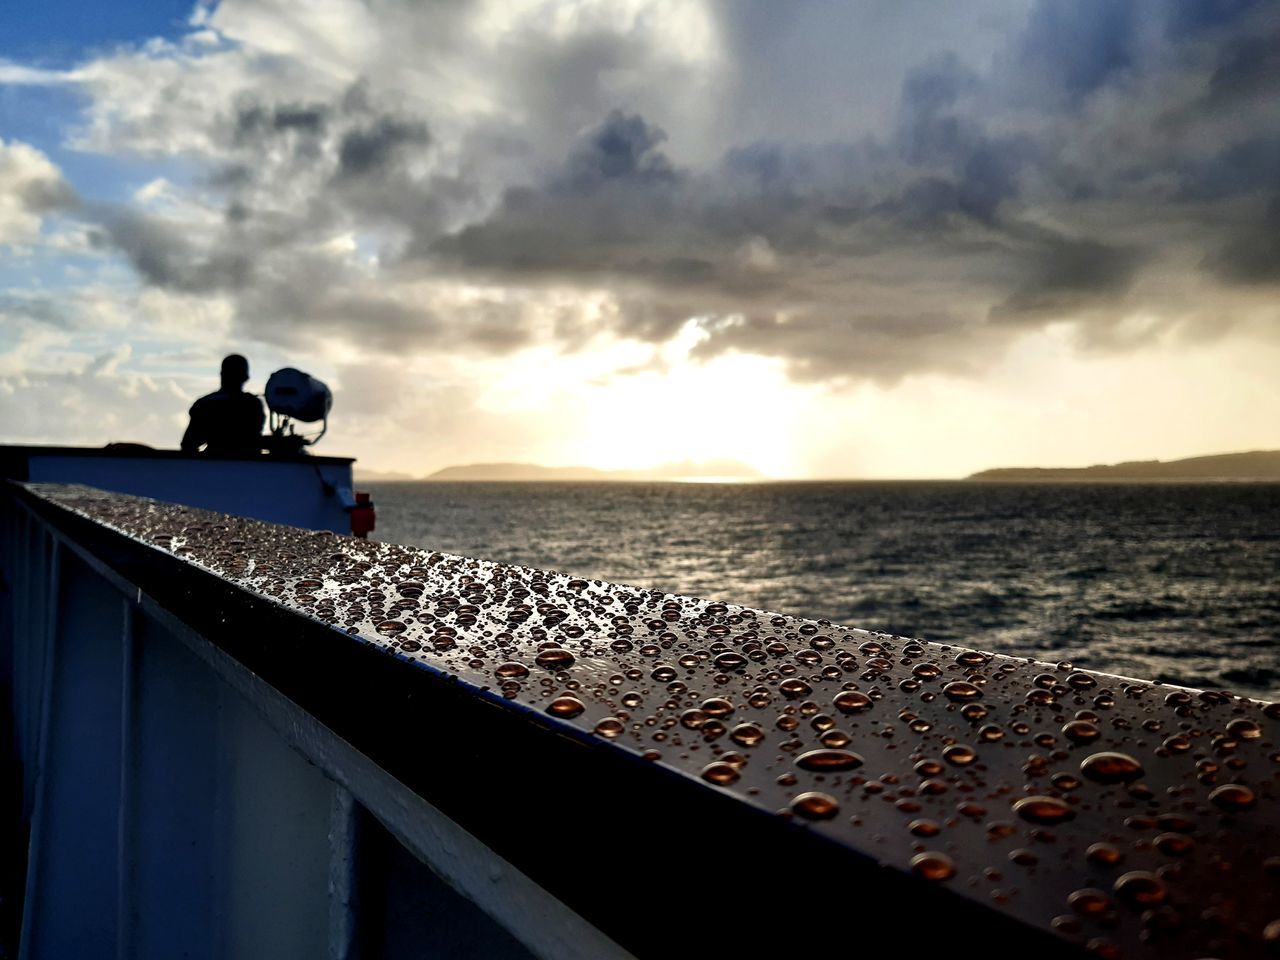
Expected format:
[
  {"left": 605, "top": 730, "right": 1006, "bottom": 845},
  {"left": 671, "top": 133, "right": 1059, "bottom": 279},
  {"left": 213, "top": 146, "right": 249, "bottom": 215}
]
[
  {"left": 594, "top": 718, "right": 624, "bottom": 739},
  {"left": 1068, "top": 888, "right": 1114, "bottom": 915},
  {"left": 1154, "top": 832, "right": 1193, "bottom": 856},
  {"left": 942, "top": 680, "right": 982, "bottom": 702},
  {"left": 730, "top": 723, "right": 765, "bottom": 747},
  {"left": 1086, "top": 843, "right": 1122, "bottom": 866},
  {"left": 833, "top": 691, "right": 873, "bottom": 714},
  {"left": 701, "top": 762, "right": 740, "bottom": 786},
  {"left": 795, "top": 749, "right": 865, "bottom": 772},
  {"left": 978, "top": 724, "right": 1005, "bottom": 742},
  {"left": 535, "top": 648, "right": 576, "bottom": 670},
  {"left": 790, "top": 792, "right": 840, "bottom": 820},
  {"left": 1062, "top": 720, "right": 1101, "bottom": 744},
  {"left": 910, "top": 852, "right": 956, "bottom": 881},
  {"left": 1226, "top": 718, "right": 1262, "bottom": 740},
  {"left": 1080, "top": 752, "right": 1144, "bottom": 784},
  {"left": 546, "top": 696, "right": 585, "bottom": 719},
  {"left": 911, "top": 759, "right": 943, "bottom": 780},
  {"left": 702, "top": 697, "right": 735, "bottom": 717},
  {"left": 680, "top": 709, "right": 708, "bottom": 730},
  {"left": 779, "top": 679, "right": 813, "bottom": 699},
  {"left": 1208, "top": 783, "right": 1256, "bottom": 812},
  {"left": 943, "top": 744, "right": 977, "bottom": 766},
  {"left": 1013, "top": 796, "right": 1075, "bottom": 825},
  {"left": 1112, "top": 871, "right": 1167, "bottom": 906},
  {"left": 714, "top": 652, "right": 747, "bottom": 671}
]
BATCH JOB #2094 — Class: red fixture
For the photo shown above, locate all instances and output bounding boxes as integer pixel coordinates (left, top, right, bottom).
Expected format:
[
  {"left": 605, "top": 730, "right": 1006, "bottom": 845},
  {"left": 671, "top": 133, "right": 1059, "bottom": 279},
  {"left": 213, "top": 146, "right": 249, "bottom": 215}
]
[{"left": 350, "top": 491, "right": 376, "bottom": 538}]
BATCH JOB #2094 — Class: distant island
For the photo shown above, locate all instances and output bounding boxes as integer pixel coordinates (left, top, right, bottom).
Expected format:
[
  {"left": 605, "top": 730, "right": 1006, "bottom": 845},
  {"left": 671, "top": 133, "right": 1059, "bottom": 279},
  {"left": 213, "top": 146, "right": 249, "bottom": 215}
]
[
  {"left": 969, "top": 450, "right": 1280, "bottom": 481},
  {"left": 426, "top": 459, "right": 762, "bottom": 482},
  {"left": 353, "top": 468, "right": 419, "bottom": 482}
]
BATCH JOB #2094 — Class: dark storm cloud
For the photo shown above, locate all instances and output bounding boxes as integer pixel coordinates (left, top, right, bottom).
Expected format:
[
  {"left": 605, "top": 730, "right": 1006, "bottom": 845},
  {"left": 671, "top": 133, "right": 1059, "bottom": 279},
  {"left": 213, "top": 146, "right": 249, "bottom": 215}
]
[
  {"left": 95, "top": 210, "right": 252, "bottom": 294},
  {"left": 85, "top": 78, "right": 485, "bottom": 352},
  {"left": 233, "top": 101, "right": 330, "bottom": 144},
  {"left": 992, "top": 229, "right": 1144, "bottom": 321},
  {"left": 337, "top": 115, "right": 430, "bottom": 179},
  {"left": 1205, "top": 194, "right": 1280, "bottom": 284},
  {"left": 412, "top": 0, "right": 1280, "bottom": 381},
  {"left": 19, "top": 174, "right": 79, "bottom": 213},
  {"left": 1178, "top": 137, "right": 1280, "bottom": 201},
  {"left": 1012, "top": 0, "right": 1139, "bottom": 103},
  {"left": 687, "top": 310, "right": 992, "bottom": 383},
  {"left": 1205, "top": 25, "right": 1280, "bottom": 114},
  {"left": 559, "top": 110, "right": 677, "bottom": 191},
  {"left": 1165, "top": 0, "right": 1268, "bottom": 38}
]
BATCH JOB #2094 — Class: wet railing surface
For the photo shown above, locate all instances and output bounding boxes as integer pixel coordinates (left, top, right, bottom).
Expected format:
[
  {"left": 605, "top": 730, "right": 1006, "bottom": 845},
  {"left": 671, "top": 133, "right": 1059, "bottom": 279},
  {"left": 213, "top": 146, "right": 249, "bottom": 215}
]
[{"left": 13, "top": 482, "right": 1280, "bottom": 959}]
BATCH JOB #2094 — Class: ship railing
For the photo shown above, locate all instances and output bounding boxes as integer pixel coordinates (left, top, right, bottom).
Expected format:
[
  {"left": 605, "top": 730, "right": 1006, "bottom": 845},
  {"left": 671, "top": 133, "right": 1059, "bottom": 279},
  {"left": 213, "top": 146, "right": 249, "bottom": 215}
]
[{"left": 3, "top": 481, "right": 1275, "bottom": 960}]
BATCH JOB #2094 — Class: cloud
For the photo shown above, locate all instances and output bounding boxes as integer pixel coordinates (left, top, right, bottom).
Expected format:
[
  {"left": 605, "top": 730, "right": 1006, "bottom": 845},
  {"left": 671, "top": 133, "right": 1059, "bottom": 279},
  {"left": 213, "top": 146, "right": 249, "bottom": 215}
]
[
  {"left": 0, "top": 363, "right": 193, "bottom": 448},
  {"left": 94, "top": 208, "right": 252, "bottom": 293},
  {"left": 5, "top": 0, "right": 1280, "bottom": 398},
  {"left": 1205, "top": 193, "right": 1280, "bottom": 285},
  {"left": 0, "top": 139, "right": 79, "bottom": 247},
  {"left": 560, "top": 109, "right": 677, "bottom": 190},
  {"left": 336, "top": 114, "right": 430, "bottom": 179},
  {"left": 1009, "top": 0, "right": 1140, "bottom": 104},
  {"left": 1206, "top": 25, "right": 1280, "bottom": 106},
  {"left": 991, "top": 228, "right": 1144, "bottom": 321},
  {"left": 84, "top": 343, "right": 133, "bottom": 378}
]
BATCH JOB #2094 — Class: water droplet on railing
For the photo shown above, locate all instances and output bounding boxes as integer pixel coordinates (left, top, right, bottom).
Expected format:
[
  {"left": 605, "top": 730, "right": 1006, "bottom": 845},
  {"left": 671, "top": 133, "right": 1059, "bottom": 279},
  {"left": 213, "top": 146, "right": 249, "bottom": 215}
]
[
  {"left": 790, "top": 792, "right": 839, "bottom": 820},
  {"left": 546, "top": 696, "right": 585, "bottom": 718},
  {"left": 535, "top": 648, "right": 576, "bottom": 670},
  {"left": 910, "top": 852, "right": 956, "bottom": 881},
  {"left": 1209, "top": 783, "right": 1256, "bottom": 812},
  {"left": 833, "top": 691, "right": 872, "bottom": 714},
  {"left": 1080, "top": 752, "right": 1144, "bottom": 784},
  {"left": 1013, "top": 796, "right": 1075, "bottom": 825},
  {"left": 796, "top": 749, "right": 865, "bottom": 772}
]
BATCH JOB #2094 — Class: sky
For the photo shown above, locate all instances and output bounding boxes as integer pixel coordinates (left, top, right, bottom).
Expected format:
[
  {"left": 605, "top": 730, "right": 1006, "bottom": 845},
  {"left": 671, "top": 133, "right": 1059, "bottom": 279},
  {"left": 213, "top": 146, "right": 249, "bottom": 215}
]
[{"left": 1, "top": 0, "right": 1278, "bottom": 479}]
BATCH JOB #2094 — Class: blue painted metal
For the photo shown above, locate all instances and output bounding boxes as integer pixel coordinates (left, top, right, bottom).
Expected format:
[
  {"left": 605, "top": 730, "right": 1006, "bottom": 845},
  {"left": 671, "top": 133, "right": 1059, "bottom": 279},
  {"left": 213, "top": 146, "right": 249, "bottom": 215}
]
[
  {"left": 21, "top": 549, "right": 123, "bottom": 958},
  {"left": 4, "top": 445, "right": 356, "bottom": 533}
]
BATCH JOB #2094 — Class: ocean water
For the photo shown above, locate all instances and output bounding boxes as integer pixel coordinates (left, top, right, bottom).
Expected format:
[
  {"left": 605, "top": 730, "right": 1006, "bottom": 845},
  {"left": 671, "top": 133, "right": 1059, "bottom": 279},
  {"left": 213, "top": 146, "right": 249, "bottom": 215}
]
[{"left": 366, "top": 481, "right": 1280, "bottom": 698}]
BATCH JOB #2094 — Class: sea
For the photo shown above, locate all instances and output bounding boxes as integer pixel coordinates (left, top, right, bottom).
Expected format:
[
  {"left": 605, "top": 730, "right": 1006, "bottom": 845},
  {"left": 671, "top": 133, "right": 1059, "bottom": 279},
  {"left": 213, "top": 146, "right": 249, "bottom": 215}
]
[{"left": 366, "top": 481, "right": 1280, "bottom": 700}]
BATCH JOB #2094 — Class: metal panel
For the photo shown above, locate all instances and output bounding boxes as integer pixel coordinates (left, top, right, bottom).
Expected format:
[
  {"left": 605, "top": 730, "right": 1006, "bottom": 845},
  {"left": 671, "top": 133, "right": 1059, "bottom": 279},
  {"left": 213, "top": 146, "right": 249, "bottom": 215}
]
[
  {"left": 20, "top": 551, "right": 123, "bottom": 959},
  {"left": 119, "top": 609, "right": 223, "bottom": 960},
  {"left": 24, "top": 455, "right": 354, "bottom": 533}
]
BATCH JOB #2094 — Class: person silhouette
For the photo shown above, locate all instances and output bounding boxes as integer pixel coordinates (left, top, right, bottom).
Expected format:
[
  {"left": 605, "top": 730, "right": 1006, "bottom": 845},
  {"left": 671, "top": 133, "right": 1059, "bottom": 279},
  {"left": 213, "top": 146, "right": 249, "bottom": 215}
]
[{"left": 181, "top": 354, "right": 266, "bottom": 455}]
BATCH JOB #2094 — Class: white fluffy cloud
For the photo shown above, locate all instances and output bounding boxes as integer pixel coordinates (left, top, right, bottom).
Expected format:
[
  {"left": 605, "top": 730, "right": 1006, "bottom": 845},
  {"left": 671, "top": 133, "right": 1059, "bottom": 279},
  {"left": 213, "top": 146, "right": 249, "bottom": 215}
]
[{"left": 0, "top": 139, "right": 77, "bottom": 248}]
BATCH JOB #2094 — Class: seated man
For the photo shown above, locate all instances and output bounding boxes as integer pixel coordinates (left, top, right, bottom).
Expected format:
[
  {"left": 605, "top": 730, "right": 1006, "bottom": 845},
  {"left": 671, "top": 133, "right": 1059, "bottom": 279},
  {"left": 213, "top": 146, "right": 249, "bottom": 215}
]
[{"left": 181, "top": 354, "right": 266, "bottom": 456}]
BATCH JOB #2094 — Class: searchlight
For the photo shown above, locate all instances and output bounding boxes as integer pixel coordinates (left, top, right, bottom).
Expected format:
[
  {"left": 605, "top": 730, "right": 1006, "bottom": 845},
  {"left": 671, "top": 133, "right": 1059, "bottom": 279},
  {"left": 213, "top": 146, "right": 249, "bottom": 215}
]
[{"left": 265, "top": 367, "right": 332, "bottom": 454}]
